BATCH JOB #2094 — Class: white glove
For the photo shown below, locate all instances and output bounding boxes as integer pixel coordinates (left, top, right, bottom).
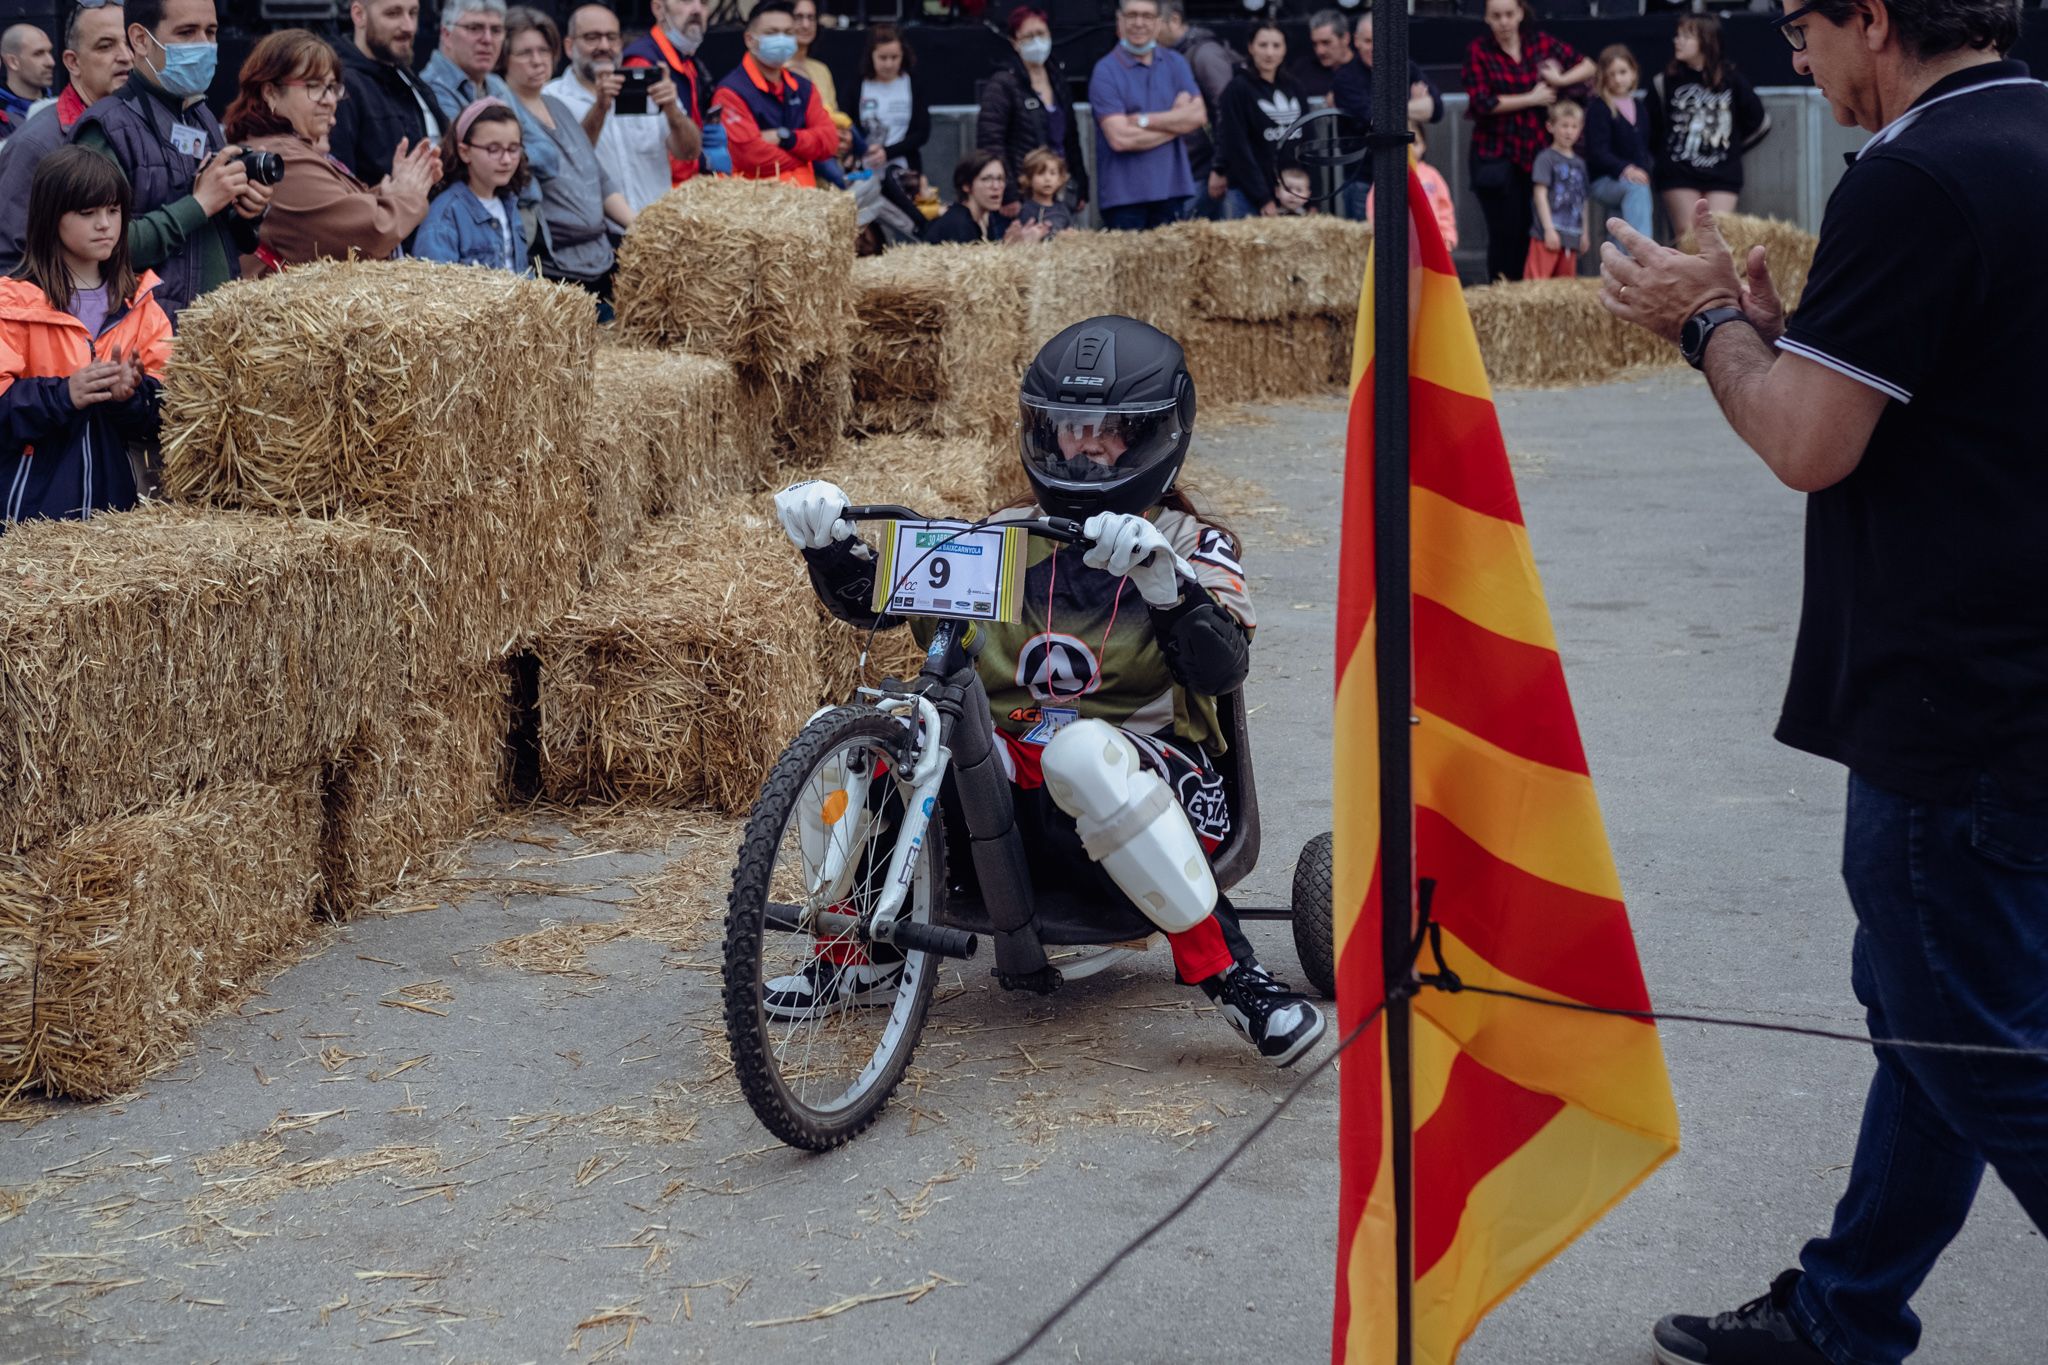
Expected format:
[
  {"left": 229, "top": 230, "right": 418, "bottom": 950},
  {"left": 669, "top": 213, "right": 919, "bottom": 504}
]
[
  {"left": 1082, "top": 512, "right": 1183, "bottom": 608},
  {"left": 774, "top": 479, "right": 854, "bottom": 551}
]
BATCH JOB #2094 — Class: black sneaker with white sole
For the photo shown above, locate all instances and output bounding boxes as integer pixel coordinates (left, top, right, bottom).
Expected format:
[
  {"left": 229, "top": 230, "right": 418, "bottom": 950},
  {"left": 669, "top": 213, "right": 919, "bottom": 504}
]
[
  {"left": 762, "top": 957, "right": 905, "bottom": 1022},
  {"left": 1652, "top": 1270, "right": 1832, "bottom": 1365},
  {"left": 1204, "top": 962, "right": 1327, "bottom": 1066}
]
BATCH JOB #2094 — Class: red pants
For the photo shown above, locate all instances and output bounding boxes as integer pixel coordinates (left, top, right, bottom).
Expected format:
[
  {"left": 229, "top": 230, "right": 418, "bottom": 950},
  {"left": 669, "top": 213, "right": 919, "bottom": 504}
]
[
  {"left": 999, "top": 728, "right": 1238, "bottom": 985},
  {"left": 1523, "top": 238, "right": 1583, "bottom": 280}
]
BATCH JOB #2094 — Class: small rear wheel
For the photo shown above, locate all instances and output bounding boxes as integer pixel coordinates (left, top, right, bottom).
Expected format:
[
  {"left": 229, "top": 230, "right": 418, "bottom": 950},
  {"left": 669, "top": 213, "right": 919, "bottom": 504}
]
[
  {"left": 723, "top": 706, "right": 944, "bottom": 1150},
  {"left": 1290, "top": 831, "right": 1337, "bottom": 1000}
]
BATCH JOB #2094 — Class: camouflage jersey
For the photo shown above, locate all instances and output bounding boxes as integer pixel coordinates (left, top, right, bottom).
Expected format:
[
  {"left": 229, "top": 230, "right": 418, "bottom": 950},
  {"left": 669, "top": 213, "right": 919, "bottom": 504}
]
[{"left": 913, "top": 505, "right": 1256, "bottom": 752}]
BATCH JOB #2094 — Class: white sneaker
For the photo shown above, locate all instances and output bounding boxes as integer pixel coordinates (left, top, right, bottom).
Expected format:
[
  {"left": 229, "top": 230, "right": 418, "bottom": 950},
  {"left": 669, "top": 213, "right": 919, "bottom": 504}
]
[
  {"left": 762, "top": 957, "right": 905, "bottom": 1022},
  {"left": 1206, "top": 962, "right": 1327, "bottom": 1067}
]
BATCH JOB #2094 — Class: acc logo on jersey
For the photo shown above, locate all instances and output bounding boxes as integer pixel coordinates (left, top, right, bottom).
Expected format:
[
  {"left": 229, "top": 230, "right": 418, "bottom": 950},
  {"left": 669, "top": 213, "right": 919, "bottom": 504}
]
[{"left": 1016, "top": 633, "right": 1101, "bottom": 702}]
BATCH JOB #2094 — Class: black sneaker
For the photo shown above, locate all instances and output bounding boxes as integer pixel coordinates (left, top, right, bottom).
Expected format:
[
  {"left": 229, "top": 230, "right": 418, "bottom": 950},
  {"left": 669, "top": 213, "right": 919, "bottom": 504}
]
[
  {"left": 762, "top": 957, "right": 904, "bottom": 1022},
  {"left": 1205, "top": 962, "right": 1327, "bottom": 1067},
  {"left": 1653, "top": 1270, "right": 1831, "bottom": 1365}
]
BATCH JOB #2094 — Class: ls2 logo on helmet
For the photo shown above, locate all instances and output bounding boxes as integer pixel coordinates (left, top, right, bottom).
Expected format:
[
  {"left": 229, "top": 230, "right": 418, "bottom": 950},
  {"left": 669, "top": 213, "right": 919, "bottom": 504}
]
[
  {"left": 1017, "top": 633, "right": 1101, "bottom": 702},
  {"left": 1061, "top": 375, "right": 1107, "bottom": 387}
]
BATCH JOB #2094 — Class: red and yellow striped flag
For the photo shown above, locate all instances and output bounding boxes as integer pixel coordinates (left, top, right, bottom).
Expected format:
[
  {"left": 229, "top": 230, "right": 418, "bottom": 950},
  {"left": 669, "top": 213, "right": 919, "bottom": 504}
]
[{"left": 1331, "top": 173, "right": 1682, "bottom": 1363}]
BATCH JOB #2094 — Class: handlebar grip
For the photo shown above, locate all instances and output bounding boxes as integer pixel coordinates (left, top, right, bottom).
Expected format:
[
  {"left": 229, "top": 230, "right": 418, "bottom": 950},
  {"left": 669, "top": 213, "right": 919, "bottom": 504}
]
[{"left": 881, "top": 921, "right": 979, "bottom": 960}]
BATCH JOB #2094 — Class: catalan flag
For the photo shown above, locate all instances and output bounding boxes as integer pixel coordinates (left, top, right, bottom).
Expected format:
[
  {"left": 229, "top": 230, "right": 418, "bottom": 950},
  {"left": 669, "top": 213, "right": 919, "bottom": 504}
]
[{"left": 1331, "top": 173, "right": 1682, "bottom": 1363}]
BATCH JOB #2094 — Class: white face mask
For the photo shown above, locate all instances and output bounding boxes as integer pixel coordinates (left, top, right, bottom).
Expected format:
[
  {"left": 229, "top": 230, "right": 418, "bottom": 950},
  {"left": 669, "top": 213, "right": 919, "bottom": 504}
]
[{"left": 1018, "top": 36, "right": 1051, "bottom": 65}]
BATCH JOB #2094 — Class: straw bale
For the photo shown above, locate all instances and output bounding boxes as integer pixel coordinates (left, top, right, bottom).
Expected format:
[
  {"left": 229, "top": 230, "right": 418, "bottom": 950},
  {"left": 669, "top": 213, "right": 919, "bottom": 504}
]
[
  {"left": 4, "top": 776, "right": 323, "bottom": 1099},
  {"left": 1018, "top": 231, "right": 1128, "bottom": 353},
  {"left": 1181, "top": 318, "right": 1353, "bottom": 406},
  {"left": 399, "top": 466, "right": 594, "bottom": 662},
  {"left": 0, "top": 506, "right": 421, "bottom": 854},
  {"left": 0, "top": 859, "right": 34, "bottom": 1086},
  {"left": 1681, "top": 212, "right": 1817, "bottom": 312},
  {"left": 755, "top": 345, "right": 854, "bottom": 471},
  {"left": 848, "top": 247, "right": 1030, "bottom": 445},
  {"left": 614, "top": 178, "right": 857, "bottom": 379},
  {"left": 798, "top": 435, "right": 1005, "bottom": 518},
  {"left": 318, "top": 660, "right": 513, "bottom": 920},
  {"left": 1464, "top": 278, "right": 1680, "bottom": 389},
  {"left": 535, "top": 502, "right": 823, "bottom": 814},
  {"left": 160, "top": 259, "right": 595, "bottom": 517},
  {"left": 1188, "top": 216, "right": 1374, "bottom": 321},
  {"left": 583, "top": 348, "right": 764, "bottom": 579},
  {"left": 1110, "top": 221, "right": 1198, "bottom": 338}
]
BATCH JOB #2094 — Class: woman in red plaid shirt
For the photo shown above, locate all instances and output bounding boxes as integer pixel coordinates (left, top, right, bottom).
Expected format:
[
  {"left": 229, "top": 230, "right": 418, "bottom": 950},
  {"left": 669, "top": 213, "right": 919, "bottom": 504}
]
[{"left": 1461, "top": 0, "right": 1594, "bottom": 282}]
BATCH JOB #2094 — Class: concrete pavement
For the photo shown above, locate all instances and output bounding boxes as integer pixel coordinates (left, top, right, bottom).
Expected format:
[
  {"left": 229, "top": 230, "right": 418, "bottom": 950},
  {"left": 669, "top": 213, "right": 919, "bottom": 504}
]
[{"left": 2, "top": 371, "right": 2041, "bottom": 1364}]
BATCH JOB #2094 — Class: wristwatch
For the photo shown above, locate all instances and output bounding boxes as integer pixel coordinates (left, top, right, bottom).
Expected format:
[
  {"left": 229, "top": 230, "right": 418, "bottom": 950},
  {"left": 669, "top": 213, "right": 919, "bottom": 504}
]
[
  {"left": 1136, "top": 113, "right": 1151, "bottom": 130},
  {"left": 1680, "top": 306, "right": 1750, "bottom": 370}
]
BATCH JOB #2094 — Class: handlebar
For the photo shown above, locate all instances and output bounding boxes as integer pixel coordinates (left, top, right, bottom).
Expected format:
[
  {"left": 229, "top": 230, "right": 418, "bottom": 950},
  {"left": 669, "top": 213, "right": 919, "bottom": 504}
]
[{"left": 841, "top": 504, "right": 1094, "bottom": 549}]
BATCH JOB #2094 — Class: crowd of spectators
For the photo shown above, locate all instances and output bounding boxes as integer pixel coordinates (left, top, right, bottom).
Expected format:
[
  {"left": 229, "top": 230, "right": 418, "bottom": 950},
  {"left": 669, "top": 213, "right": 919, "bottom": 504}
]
[{"left": 0, "top": 0, "right": 1787, "bottom": 527}]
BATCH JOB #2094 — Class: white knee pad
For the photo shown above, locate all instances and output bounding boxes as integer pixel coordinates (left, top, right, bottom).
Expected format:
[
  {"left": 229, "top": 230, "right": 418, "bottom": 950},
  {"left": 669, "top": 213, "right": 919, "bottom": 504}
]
[{"left": 1041, "top": 719, "right": 1218, "bottom": 934}]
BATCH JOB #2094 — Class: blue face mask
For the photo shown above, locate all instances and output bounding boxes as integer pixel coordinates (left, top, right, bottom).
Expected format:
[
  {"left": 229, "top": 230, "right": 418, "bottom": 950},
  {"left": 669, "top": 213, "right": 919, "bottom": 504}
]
[
  {"left": 145, "top": 31, "right": 218, "bottom": 98},
  {"left": 754, "top": 33, "right": 798, "bottom": 67},
  {"left": 1118, "top": 38, "right": 1156, "bottom": 57}
]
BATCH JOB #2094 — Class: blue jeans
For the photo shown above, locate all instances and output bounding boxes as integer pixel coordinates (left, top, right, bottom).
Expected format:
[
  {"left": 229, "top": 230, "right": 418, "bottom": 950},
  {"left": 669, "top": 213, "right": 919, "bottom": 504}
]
[
  {"left": 1790, "top": 773, "right": 2048, "bottom": 1365},
  {"left": 1221, "top": 188, "right": 1261, "bottom": 220},
  {"left": 1337, "top": 177, "right": 1370, "bottom": 223},
  {"left": 1100, "top": 198, "right": 1188, "bottom": 232},
  {"left": 1590, "top": 175, "right": 1654, "bottom": 246}
]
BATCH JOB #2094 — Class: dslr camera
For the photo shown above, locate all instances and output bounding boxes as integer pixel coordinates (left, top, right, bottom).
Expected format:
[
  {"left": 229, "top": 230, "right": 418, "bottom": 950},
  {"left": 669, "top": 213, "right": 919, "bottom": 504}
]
[{"left": 235, "top": 147, "right": 286, "bottom": 186}]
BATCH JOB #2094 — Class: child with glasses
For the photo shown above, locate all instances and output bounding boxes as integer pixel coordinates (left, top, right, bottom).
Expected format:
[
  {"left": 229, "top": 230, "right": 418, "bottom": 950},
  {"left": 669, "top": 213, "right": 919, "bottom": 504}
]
[{"left": 415, "top": 97, "right": 531, "bottom": 272}]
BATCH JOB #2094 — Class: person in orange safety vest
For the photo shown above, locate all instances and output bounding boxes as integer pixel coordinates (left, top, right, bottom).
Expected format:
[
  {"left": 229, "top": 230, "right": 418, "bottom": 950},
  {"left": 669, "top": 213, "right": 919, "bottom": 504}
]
[{"left": 709, "top": 0, "right": 836, "bottom": 187}]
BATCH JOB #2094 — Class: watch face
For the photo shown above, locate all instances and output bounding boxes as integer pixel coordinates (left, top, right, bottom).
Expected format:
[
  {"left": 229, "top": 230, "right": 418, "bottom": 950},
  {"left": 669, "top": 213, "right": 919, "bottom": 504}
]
[{"left": 1681, "top": 314, "right": 1708, "bottom": 362}]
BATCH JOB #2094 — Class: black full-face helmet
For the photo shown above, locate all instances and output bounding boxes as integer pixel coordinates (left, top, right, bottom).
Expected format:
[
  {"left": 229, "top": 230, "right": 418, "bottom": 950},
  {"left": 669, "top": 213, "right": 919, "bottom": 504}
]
[{"left": 1018, "top": 316, "right": 1196, "bottom": 520}]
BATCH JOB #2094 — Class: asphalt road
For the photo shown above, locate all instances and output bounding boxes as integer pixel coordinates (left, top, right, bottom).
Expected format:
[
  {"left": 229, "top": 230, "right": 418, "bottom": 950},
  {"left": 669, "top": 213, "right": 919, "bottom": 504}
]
[{"left": 2, "top": 372, "right": 2042, "bottom": 1364}]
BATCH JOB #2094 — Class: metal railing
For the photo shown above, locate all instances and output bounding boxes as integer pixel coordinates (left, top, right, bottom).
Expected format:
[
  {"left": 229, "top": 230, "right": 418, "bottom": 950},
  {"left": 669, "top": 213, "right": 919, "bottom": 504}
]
[{"left": 925, "top": 87, "right": 1862, "bottom": 279}]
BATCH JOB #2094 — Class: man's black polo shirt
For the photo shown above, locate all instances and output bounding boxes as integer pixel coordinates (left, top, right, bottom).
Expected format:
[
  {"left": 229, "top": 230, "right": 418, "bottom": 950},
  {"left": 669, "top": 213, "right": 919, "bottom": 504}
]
[{"left": 1773, "top": 61, "right": 2048, "bottom": 800}]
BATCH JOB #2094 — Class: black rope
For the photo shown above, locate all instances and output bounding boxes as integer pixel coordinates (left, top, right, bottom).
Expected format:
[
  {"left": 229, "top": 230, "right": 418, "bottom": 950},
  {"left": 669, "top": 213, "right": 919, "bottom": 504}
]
[
  {"left": 989, "top": 1000, "right": 1389, "bottom": 1365},
  {"left": 990, "top": 937, "right": 2048, "bottom": 1362},
  {"left": 1417, "top": 977, "right": 2048, "bottom": 1061}
]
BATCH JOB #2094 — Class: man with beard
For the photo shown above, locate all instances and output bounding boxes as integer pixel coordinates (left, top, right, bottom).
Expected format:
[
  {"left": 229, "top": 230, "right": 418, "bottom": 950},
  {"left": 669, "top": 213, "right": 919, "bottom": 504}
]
[
  {"left": 621, "top": 0, "right": 713, "bottom": 183},
  {"left": 547, "top": 4, "right": 698, "bottom": 213},
  {"left": 330, "top": 0, "right": 447, "bottom": 186},
  {"left": 0, "top": 2, "right": 132, "bottom": 270}
]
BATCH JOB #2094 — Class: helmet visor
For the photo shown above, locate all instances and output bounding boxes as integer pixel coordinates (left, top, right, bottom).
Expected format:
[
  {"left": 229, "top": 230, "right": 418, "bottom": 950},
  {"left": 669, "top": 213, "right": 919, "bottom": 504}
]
[{"left": 1019, "top": 397, "right": 1185, "bottom": 498}]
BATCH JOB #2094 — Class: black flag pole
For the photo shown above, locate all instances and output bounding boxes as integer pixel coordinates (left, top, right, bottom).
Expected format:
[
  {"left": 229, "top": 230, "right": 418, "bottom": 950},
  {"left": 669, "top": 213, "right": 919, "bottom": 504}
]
[{"left": 1368, "top": 3, "right": 1417, "bottom": 1364}]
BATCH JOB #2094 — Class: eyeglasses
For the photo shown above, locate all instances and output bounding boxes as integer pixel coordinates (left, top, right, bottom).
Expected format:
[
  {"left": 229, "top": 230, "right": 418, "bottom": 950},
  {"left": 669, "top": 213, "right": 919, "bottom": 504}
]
[
  {"left": 1772, "top": 1, "right": 1821, "bottom": 51},
  {"left": 452, "top": 19, "right": 505, "bottom": 37},
  {"left": 283, "top": 79, "right": 345, "bottom": 102},
  {"left": 468, "top": 141, "right": 524, "bottom": 159}
]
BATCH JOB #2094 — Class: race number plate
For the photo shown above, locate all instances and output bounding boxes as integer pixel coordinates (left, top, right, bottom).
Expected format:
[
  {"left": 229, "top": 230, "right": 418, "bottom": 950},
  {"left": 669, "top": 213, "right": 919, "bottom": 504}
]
[{"left": 869, "top": 520, "right": 1029, "bottom": 623}]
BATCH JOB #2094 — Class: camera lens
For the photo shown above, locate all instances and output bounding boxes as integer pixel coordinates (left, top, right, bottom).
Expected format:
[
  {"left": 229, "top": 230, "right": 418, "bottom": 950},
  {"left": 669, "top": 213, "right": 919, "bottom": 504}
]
[{"left": 238, "top": 149, "right": 286, "bottom": 186}]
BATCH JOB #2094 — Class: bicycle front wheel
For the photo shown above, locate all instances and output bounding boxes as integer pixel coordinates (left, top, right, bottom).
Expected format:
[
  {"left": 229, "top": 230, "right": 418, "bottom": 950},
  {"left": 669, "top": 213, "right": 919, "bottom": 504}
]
[{"left": 721, "top": 706, "right": 945, "bottom": 1150}]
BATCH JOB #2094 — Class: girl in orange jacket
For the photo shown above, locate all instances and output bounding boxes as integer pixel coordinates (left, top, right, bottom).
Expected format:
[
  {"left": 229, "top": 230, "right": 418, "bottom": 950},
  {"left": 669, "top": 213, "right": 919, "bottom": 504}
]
[{"left": 2, "top": 145, "right": 174, "bottom": 527}]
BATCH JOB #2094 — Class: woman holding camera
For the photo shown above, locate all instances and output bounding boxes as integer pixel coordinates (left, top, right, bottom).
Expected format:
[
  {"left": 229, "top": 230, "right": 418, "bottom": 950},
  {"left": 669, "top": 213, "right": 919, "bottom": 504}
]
[
  {"left": 501, "top": 8, "right": 633, "bottom": 315},
  {"left": 222, "top": 30, "right": 437, "bottom": 270}
]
